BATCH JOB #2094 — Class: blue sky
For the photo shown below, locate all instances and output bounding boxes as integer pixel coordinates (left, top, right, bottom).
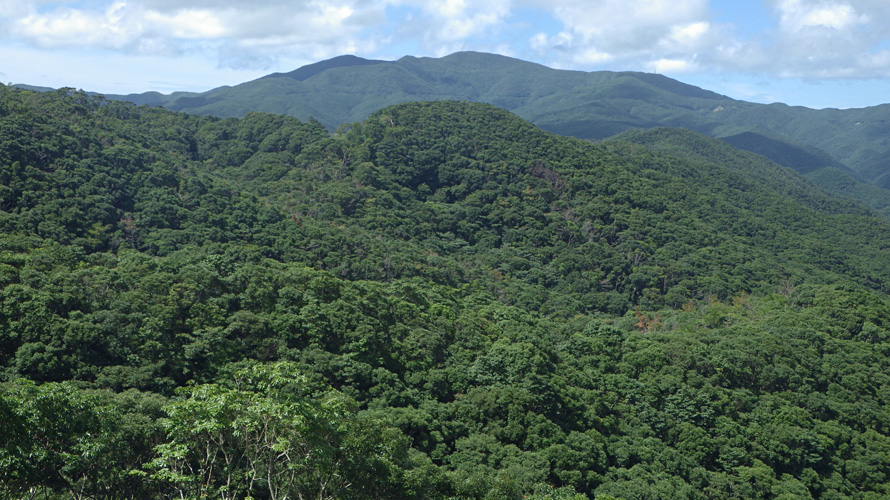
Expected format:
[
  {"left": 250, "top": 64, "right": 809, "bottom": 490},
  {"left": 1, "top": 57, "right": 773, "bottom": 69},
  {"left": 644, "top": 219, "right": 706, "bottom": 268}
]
[{"left": 2, "top": 0, "right": 890, "bottom": 109}]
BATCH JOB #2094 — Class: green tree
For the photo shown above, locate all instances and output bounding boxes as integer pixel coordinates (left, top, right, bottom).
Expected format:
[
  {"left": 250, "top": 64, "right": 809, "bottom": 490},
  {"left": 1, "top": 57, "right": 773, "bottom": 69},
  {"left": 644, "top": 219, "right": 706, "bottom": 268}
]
[{"left": 148, "top": 361, "right": 412, "bottom": 500}]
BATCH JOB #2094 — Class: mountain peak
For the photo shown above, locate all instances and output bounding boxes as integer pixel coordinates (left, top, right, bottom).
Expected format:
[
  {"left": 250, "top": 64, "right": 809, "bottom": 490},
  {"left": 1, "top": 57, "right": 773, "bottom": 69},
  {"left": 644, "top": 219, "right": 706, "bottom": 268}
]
[{"left": 265, "top": 54, "right": 390, "bottom": 81}]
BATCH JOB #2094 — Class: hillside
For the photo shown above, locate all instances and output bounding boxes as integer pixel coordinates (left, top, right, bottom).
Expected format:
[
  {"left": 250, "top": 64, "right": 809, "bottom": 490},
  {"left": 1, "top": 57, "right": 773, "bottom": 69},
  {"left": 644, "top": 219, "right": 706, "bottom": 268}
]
[
  {"left": 109, "top": 52, "right": 736, "bottom": 140},
  {"left": 2, "top": 87, "right": 890, "bottom": 500},
  {"left": 101, "top": 51, "right": 890, "bottom": 214}
]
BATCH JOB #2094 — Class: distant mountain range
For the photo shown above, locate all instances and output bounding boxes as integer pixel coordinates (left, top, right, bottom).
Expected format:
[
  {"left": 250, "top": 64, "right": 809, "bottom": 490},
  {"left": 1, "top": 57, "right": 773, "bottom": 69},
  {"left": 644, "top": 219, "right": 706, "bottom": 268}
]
[{"left": 30, "top": 51, "right": 890, "bottom": 213}]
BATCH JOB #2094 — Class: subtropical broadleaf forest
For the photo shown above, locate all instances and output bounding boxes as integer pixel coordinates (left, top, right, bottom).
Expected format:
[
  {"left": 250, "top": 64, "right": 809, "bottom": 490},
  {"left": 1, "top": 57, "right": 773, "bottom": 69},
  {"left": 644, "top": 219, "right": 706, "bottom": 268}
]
[
  {"left": 2, "top": 83, "right": 890, "bottom": 499},
  {"left": 102, "top": 52, "right": 890, "bottom": 216}
]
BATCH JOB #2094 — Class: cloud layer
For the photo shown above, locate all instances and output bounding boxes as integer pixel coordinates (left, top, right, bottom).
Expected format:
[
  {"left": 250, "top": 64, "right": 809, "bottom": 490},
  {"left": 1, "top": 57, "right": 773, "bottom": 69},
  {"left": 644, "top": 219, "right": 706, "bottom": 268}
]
[{"left": 3, "top": 0, "right": 890, "bottom": 79}]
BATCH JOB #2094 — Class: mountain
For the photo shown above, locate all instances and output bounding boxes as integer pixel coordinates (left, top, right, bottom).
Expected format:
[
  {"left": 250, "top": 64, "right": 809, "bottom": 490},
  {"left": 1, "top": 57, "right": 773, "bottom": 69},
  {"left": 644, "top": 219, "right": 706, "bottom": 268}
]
[
  {"left": 263, "top": 54, "right": 389, "bottom": 80},
  {"left": 100, "top": 51, "right": 890, "bottom": 213},
  {"left": 3, "top": 86, "right": 890, "bottom": 499},
  {"left": 105, "top": 89, "right": 202, "bottom": 107},
  {"left": 110, "top": 52, "right": 735, "bottom": 138}
]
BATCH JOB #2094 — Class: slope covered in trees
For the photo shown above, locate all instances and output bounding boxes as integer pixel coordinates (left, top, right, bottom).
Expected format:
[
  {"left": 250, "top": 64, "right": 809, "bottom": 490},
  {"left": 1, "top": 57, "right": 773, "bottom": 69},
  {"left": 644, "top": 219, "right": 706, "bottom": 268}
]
[
  {"left": 100, "top": 51, "right": 890, "bottom": 215},
  {"left": 2, "top": 86, "right": 890, "bottom": 499}
]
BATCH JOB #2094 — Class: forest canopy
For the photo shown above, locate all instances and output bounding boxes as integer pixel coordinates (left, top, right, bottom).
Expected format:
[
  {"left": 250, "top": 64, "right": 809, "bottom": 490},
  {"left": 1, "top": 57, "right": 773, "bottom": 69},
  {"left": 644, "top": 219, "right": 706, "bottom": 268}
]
[{"left": 1, "top": 86, "right": 889, "bottom": 499}]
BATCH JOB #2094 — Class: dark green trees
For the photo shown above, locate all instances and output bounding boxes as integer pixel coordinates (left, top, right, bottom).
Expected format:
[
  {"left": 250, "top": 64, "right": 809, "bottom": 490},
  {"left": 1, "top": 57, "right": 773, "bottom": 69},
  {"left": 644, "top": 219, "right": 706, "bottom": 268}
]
[{"left": 2, "top": 86, "right": 890, "bottom": 499}]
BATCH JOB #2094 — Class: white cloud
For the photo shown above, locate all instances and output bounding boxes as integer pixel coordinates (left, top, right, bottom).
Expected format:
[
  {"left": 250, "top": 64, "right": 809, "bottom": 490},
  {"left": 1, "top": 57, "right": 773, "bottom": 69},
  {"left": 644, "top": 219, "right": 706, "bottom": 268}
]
[
  {"left": 776, "top": 0, "right": 869, "bottom": 32},
  {"left": 434, "top": 0, "right": 466, "bottom": 18},
  {"left": 402, "top": 0, "right": 511, "bottom": 44},
  {"left": 526, "top": 0, "right": 890, "bottom": 80},
  {"left": 546, "top": 0, "right": 709, "bottom": 51},
  {"left": 759, "top": 0, "right": 890, "bottom": 78},
  {"left": 669, "top": 22, "right": 710, "bottom": 45},
  {"left": 6, "top": 0, "right": 890, "bottom": 93},
  {"left": 652, "top": 57, "right": 698, "bottom": 73},
  {"left": 4, "top": 0, "right": 389, "bottom": 69},
  {"left": 576, "top": 48, "right": 614, "bottom": 65},
  {"left": 525, "top": 0, "right": 714, "bottom": 71},
  {"left": 17, "top": 9, "right": 100, "bottom": 47},
  {"left": 530, "top": 31, "right": 569, "bottom": 51},
  {"left": 0, "top": 0, "right": 31, "bottom": 23},
  {"left": 144, "top": 9, "right": 227, "bottom": 39}
]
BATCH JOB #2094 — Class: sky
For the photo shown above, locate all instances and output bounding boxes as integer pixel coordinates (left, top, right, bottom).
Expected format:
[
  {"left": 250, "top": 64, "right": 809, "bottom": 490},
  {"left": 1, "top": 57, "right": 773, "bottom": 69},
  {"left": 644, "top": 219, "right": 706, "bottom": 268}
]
[{"left": 2, "top": 0, "right": 890, "bottom": 109}]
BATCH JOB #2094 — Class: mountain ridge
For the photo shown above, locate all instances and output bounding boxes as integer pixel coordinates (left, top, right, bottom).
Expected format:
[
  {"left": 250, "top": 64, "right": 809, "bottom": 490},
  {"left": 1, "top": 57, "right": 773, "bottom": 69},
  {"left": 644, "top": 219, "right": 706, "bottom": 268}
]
[
  {"left": 24, "top": 51, "right": 890, "bottom": 211},
  {"left": 100, "top": 51, "right": 874, "bottom": 164},
  {"left": 264, "top": 54, "right": 389, "bottom": 81}
]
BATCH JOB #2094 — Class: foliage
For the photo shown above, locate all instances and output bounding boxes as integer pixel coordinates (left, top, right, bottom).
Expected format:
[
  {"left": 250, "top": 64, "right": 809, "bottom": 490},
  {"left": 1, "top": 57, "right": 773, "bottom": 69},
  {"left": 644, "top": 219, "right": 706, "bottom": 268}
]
[
  {"left": 100, "top": 51, "right": 890, "bottom": 210},
  {"left": 2, "top": 86, "right": 890, "bottom": 499},
  {"left": 147, "top": 361, "right": 412, "bottom": 500}
]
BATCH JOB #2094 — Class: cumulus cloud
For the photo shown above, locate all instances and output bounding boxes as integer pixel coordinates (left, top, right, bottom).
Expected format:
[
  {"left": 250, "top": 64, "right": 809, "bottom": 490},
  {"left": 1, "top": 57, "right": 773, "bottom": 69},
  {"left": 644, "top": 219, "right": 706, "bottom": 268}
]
[
  {"left": 763, "top": 0, "right": 890, "bottom": 78},
  {"left": 3, "top": 0, "right": 389, "bottom": 69},
  {"left": 5, "top": 0, "right": 890, "bottom": 81},
  {"left": 525, "top": 0, "right": 717, "bottom": 72},
  {"left": 15, "top": 3, "right": 134, "bottom": 49},
  {"left": 652, "top": 58, "right": 698, "bottom": 74},
  {"left": 144, "top": 8, "right": 227, "bottom": 39},
  {"left": 548, "top": 0, "right": 710, "bottom": 53},
  {"left": 523, "top": 0, "right": 890, "bottom": 79},
  {"left": 385, "top": 0, "right": 511, "bottom": 52},
  {"left": 776, "top": 0, "right": 869, "bottom": 32},
  {"left": 2, "top": 0, "right": 512, "bottom": 68}
]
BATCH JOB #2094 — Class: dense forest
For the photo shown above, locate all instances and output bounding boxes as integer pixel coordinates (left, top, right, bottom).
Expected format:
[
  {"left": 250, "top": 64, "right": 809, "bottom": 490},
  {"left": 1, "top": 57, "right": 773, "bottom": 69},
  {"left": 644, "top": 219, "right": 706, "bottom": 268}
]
[
  {"left": 102, "top": 51, "right": 890, "bottom": 219},
  {"left": 2, "top": 86, "right": 890, "bottom": 499},
  {"left": 95, "top": 52, "right": 833, "bottom": 171}
]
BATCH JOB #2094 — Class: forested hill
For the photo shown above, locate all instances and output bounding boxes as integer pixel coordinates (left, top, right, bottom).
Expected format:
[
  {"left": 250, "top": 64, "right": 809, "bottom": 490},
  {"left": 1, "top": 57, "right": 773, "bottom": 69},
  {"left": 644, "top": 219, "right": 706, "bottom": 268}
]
[
  {"left": 2, "top": 86, "right": 890, "bottom": 500},
  {"left": 99, "top": 51, "right": 890, "bottom": 214}
]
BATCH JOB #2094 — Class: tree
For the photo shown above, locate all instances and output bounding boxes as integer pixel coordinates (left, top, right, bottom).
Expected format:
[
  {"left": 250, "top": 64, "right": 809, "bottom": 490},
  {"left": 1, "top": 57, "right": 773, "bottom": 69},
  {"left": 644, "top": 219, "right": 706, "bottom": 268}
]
[
  {"left": 148, "top": 361, "right": 411, "bottom": 500},
  {"left": 0, "top": 380, "right": 164, "bottom": 499}
]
